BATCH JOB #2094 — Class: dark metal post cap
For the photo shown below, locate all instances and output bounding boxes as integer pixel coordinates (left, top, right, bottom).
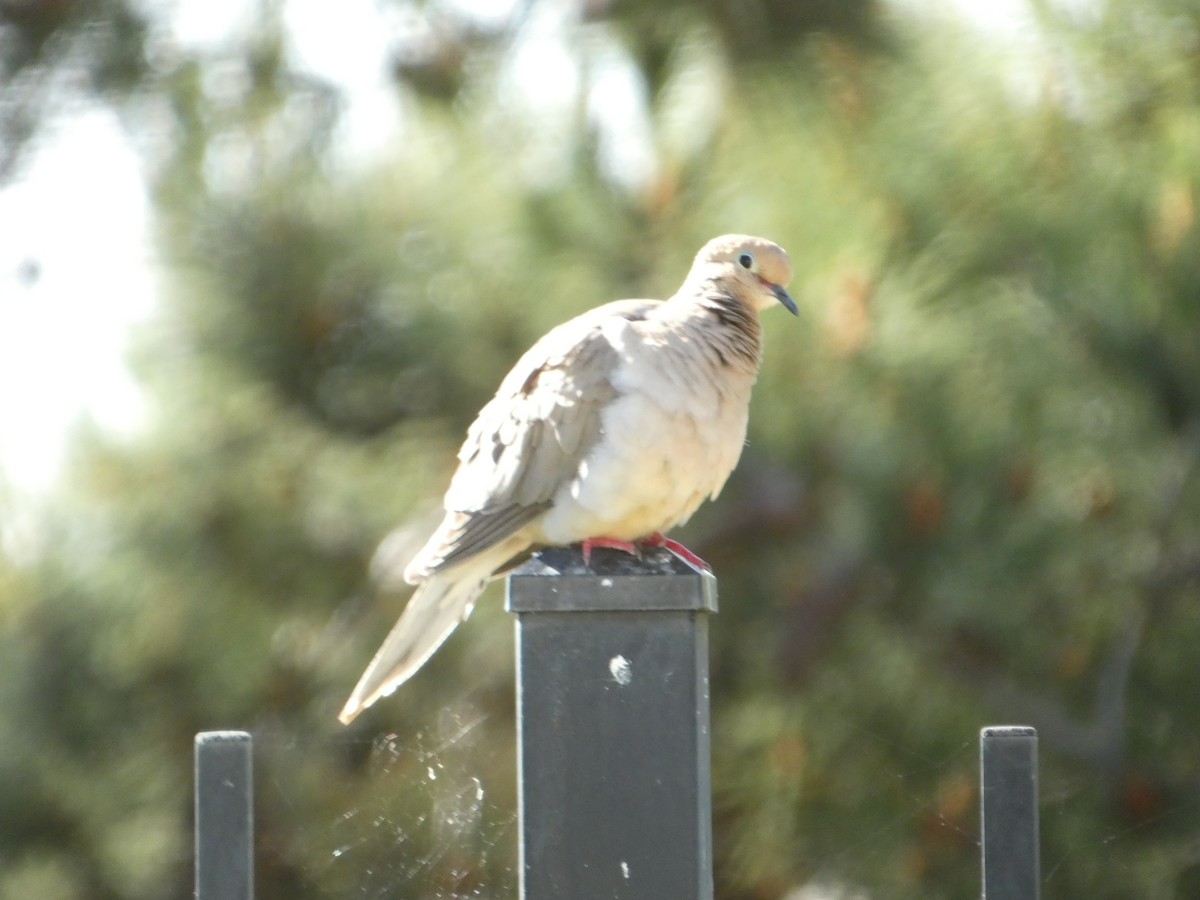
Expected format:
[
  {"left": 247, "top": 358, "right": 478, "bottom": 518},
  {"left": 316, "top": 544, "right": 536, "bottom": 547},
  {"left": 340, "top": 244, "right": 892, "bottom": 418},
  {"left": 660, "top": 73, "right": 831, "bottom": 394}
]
[{"left": 506, "top": 546, "right": 718, "bottom": 613}]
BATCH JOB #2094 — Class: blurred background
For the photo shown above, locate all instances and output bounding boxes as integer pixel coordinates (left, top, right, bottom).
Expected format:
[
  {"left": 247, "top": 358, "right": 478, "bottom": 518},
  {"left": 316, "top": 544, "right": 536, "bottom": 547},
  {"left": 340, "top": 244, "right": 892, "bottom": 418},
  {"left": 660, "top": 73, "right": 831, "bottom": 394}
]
[{"left": 2, "top": 0, "right": 1199, "bottom": 897}]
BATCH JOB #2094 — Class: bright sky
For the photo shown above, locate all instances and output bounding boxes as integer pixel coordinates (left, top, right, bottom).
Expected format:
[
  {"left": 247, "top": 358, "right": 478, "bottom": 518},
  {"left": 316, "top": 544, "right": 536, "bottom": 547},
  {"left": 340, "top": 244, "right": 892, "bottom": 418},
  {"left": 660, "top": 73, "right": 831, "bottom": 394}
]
[
  {"left": 0, "top": 109, "right": 156, "bottom": 494},
  {"left": 0, "top": 0, "right": 406, "bottom": 496},
  {"left": 0, "top": 0, "right": 1058, "bottom": 498}
]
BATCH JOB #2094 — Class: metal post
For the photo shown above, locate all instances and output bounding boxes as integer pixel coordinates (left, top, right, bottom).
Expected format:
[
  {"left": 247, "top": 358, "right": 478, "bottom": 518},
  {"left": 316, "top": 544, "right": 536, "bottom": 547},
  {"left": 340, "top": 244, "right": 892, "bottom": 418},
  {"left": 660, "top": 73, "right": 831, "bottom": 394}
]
[
  {"left": 980, "top": 725, "right": 1040, "bottom": 900},
  {"left": 507, "top": 546, "right": 718, "bottom": 900},
  {"left": 195, "top": 730, "right": 254, "bottom": 900}
]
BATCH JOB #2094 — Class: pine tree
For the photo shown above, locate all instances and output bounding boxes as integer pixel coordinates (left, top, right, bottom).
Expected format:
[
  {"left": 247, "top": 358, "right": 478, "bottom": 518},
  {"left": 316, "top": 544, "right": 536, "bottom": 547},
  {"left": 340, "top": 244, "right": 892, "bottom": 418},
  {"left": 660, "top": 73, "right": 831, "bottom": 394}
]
[{"left": 2, "top": 0, "right": 1198, "bottom": 897}]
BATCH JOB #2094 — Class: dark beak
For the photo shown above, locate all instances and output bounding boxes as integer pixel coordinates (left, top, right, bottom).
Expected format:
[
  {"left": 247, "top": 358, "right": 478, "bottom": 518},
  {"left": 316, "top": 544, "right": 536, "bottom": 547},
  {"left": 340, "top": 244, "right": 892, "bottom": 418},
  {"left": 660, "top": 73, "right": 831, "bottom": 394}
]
[{"left": 772, "top": 283, "right": 799, "bottom": 316}]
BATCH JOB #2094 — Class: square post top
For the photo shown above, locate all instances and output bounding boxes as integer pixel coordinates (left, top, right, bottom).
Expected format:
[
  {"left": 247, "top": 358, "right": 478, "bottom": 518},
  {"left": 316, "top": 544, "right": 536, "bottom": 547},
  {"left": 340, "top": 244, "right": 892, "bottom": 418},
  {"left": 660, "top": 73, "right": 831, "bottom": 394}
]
[{"left": 506, "top": 546, "right": 718, "bottom": 614}]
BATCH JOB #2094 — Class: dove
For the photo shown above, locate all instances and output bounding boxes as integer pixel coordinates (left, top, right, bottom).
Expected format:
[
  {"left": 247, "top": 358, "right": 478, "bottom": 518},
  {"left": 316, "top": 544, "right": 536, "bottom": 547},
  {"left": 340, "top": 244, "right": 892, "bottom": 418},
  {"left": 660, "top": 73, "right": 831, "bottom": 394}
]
[{"left": 338, "top": 234, "right": 795, "bottom": 723}]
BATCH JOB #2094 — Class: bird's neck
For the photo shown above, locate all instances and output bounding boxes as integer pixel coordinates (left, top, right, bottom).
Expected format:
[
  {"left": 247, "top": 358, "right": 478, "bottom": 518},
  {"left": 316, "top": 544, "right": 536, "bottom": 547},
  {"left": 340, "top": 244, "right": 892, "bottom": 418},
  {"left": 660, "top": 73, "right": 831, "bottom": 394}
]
[{"left": 691, "top": 285, "right": 763, "bottom": 371}]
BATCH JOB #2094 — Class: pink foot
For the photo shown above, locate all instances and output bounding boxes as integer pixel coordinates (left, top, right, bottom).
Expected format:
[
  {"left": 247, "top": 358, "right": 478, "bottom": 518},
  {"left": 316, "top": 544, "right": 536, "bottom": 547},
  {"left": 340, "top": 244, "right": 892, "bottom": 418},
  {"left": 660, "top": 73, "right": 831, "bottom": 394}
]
[
  {"left": 643, "top": 533, "right": 711, "bottom": 572},
  {"left": 580, "top": 536, "right": 639, "bottom": 566}
]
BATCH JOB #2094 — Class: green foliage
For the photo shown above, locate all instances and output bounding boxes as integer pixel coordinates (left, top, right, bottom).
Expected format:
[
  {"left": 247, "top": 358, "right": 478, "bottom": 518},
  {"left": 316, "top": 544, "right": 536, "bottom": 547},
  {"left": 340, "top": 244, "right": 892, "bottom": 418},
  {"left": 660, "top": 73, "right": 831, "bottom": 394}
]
[
  {"left": 0, "top": 0, "right": 151, "bottom": 179},
  {"left": 3, "top": 0, "right": 1200, "bottom": 897}
]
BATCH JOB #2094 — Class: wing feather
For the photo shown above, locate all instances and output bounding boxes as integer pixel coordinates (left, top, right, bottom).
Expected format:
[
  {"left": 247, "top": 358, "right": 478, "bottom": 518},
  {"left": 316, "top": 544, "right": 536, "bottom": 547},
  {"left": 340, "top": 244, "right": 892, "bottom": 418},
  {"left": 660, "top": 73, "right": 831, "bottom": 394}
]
[{"left": 405, "top": 299, "right": 656, "bottom": 581}]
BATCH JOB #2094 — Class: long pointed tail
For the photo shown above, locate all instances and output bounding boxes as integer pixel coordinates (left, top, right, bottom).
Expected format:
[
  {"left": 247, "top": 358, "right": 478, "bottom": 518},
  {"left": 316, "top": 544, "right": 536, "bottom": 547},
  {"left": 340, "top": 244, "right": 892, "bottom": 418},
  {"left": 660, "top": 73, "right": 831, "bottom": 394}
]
[{"left": 338, "top": 572, "right": 489, "bottom": 724}]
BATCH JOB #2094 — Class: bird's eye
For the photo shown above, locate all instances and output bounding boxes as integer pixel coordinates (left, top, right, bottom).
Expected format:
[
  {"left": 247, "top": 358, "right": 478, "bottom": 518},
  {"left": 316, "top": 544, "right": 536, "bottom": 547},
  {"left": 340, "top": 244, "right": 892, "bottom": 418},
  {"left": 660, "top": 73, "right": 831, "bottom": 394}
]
[{"left": 738, "top": 252, "right": 754, "bottom": 270}]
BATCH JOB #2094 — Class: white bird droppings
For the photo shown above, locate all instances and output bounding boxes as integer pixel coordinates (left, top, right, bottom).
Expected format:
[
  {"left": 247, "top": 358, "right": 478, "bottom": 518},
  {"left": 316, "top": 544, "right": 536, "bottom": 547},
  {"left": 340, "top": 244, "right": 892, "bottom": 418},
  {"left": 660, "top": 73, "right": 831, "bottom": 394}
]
[
  {"left": 600, "top": 577, "right": 613, "bottom": 587},
  {"left": 620, "top": 861, "right": 630, "bottom": 879},
  {"left": 609, "top": 654, "right": 632, "bottom": 685}
]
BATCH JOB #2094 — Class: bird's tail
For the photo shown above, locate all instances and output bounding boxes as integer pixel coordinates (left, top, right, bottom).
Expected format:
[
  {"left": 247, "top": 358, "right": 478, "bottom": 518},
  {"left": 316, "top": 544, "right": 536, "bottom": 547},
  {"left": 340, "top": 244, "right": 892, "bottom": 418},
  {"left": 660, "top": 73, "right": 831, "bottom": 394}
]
[{"left": 338, "top": 570, "right": 489, "bottom": 725}]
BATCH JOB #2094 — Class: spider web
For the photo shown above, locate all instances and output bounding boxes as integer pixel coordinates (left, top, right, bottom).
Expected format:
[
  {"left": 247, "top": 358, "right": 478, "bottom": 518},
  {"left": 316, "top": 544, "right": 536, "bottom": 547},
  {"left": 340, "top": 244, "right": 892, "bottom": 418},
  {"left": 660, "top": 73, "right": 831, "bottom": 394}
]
[
  {"left": 257, "top": 697, "right": 517, "bottom": 899},
  {"left": 247, "top": 675, "right": 1200, "bottom": 899}
]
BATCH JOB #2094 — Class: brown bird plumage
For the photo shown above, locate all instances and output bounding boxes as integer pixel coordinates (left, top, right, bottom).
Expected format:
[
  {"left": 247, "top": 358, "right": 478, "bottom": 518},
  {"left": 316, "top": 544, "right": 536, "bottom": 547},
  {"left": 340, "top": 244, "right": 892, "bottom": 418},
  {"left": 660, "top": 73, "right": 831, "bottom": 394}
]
[{"left": 339, "top": 234, "right": 795, "bottom": 723}]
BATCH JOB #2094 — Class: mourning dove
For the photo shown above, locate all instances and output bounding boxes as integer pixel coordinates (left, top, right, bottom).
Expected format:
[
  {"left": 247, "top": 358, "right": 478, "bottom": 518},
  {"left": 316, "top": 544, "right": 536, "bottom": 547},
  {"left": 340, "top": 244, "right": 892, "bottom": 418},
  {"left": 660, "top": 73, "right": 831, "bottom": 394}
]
[{"left": 339, "top": 234, "right": 795, "bottom": 723}]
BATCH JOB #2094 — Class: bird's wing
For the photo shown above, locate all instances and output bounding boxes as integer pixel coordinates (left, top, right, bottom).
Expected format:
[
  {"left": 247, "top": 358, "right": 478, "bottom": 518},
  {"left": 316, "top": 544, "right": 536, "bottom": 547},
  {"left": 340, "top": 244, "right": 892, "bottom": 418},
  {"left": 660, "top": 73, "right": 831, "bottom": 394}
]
[{"left": 404, "top": 299, "right": 655, "bottom": 581}]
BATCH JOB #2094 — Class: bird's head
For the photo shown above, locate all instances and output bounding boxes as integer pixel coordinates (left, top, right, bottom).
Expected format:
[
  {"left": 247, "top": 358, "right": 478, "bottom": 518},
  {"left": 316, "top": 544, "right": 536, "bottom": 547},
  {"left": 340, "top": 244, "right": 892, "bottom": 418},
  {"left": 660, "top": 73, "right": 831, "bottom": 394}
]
[{"left": 690, "top": 234, "right": 797, "bottom": 316}]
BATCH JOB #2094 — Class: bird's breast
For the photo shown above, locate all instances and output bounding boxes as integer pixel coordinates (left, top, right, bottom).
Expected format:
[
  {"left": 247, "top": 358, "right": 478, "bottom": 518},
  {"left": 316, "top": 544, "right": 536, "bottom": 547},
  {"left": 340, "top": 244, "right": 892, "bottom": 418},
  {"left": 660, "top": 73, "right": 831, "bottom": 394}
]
[{"left": 537, "top": 337, "right": 756, "bottom": 544}]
